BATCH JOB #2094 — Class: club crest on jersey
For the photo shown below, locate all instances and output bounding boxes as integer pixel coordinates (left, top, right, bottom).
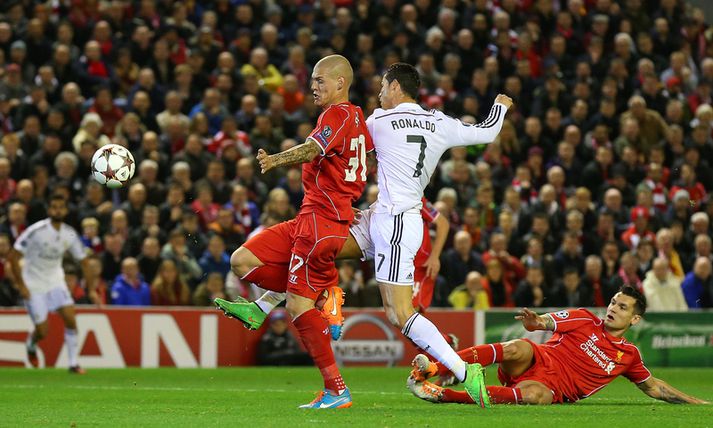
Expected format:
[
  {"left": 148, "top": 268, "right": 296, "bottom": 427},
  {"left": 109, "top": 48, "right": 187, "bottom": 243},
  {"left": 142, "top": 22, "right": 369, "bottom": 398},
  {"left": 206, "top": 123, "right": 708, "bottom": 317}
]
[
  {"left": 322, "top": 125, "right": 333, "bottom": 138},
  {"left": 555, "top": 310, "right": 569, "bottom": 319},
  {"left": 616, "top": 351, "right": 624, "bottom": 362}
]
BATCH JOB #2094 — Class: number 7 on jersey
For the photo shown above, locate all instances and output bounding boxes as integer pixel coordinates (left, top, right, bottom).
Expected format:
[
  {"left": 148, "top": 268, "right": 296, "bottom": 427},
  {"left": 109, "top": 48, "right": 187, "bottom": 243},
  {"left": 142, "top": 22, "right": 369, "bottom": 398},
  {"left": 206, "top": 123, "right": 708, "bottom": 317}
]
[
  {"left": 407, "top": 135, "right": 427, "bottom": 178},
  {"left": 344, "top": 134, "right": 367, "bottom": 182}
]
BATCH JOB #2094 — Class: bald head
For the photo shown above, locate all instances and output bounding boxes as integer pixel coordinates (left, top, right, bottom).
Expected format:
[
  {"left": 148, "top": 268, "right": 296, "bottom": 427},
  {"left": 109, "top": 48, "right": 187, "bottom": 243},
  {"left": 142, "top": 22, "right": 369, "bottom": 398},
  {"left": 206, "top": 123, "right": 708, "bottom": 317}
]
[
  {"left": 311, "top": 55, "right": 353, "bottom": 108},
  {"left": 314, "top": 55, "right": 354, "bottom": 85}
]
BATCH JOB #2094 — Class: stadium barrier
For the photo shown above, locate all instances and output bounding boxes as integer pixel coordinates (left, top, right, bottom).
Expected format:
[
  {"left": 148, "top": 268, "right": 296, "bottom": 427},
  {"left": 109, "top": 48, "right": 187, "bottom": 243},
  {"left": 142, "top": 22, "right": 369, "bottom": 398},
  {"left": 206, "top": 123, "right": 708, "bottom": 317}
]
[{"left": 0, "top": 307, "right": 711, "bottom": 368}]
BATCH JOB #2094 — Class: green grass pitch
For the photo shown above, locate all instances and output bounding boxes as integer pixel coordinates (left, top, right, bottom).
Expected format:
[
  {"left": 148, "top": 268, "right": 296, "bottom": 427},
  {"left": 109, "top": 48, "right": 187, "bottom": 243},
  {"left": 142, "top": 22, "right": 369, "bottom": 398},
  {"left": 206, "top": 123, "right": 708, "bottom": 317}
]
[{"left": 1, "top": 367, "right": 712, "bottom": 427}]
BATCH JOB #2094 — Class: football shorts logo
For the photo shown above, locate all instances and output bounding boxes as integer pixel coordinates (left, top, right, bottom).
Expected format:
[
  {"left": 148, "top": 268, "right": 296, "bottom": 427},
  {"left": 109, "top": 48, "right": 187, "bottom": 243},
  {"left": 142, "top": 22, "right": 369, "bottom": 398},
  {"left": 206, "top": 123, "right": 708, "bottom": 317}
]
[
  {"left": 554, "top": 310, "right": 569, "bottom": 319},
  {"left": 322, "top": 125, "right": 333, "bottom": 138}
]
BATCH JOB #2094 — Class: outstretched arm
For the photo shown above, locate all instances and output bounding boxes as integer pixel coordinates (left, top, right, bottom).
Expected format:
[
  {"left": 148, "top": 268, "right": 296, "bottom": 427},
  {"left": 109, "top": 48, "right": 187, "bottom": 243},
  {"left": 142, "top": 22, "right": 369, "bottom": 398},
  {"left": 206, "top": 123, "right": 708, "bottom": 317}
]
[
  {"left": 256, "top": 140, "right": 321, "bottom": 173},
  {"left": 514, "top": 308, "right": 555, "bottom": 331},
  {"left": 637, "top": 377, "right": 709, "bottom": 404}
]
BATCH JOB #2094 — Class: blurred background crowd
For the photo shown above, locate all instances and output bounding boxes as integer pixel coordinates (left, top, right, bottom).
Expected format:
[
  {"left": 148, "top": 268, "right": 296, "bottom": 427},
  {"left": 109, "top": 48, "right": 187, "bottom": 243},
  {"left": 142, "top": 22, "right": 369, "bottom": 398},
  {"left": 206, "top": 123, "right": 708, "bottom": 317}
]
[{"left": 0, "top": 0, "right": 711, "bottom": 311}]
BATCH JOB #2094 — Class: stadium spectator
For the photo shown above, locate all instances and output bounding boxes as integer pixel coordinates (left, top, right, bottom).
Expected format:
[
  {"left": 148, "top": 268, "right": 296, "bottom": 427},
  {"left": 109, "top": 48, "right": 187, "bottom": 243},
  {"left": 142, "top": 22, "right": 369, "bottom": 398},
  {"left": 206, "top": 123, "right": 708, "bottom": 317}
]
[
  {"left": 199, "top": 235, "right": 231, "bottom": 279},
  {"left": 150, "top": 258, "right": 190, "bottom": 306},
  {"left": 110, "top": 257, "right": 151, "bottom": 306},
  {"left": 642, "top": 257, "right": 688, "bottom": 311},
  {"left": 256, "top": 309, "right": 311, "bottom": 366},
  {"left": 448, "top": 271, "right": 490, "bottom": 310},
  {"left": 192, "top": 272, "right": 227, "bottom": 306},
  {"left": 513, "top": 266, "right": 546, "bottom": 308},
  {"left": 681, "top": 257, "right": 713, "bottom": 308},
  {"left": 440, "top": 230, "right": 484, "bottom": 297},
  {"left": 137, "top": 237, "right": 162, "bottom": 285}
]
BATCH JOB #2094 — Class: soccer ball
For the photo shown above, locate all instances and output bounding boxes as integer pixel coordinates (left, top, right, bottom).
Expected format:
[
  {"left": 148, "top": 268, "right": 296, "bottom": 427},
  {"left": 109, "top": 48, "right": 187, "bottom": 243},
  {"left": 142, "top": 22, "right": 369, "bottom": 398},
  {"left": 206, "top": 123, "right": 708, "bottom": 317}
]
[{"left": 91, "top": 144, "right": 136, "bottom": 189}]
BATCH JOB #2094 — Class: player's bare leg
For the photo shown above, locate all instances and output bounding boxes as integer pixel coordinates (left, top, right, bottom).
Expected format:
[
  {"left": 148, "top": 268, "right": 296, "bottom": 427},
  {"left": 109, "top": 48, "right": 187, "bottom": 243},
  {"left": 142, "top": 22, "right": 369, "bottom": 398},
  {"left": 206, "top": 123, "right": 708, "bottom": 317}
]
[
  {"left": 286, "top": 292, "right": 351, "bottom": 409},
  {"left": 215, "top": 246, "right": 284, "bottom": 329},
  {"left": 57, "top": 305, "right": 85, "bottom": 374},
  {"left": 26, "top": 321, "right": 48, "bottom": 368},
  {"left": 230, "top": 246, "right": 263, "bottom": 278}
]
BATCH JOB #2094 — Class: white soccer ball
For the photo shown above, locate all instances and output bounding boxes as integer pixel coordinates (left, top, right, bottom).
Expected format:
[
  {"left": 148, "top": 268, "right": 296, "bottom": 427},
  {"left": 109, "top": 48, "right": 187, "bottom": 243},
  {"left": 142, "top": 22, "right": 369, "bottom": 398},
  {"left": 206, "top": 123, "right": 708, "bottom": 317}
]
[{"left": 91, "top": 144, "right": 136, "bottom": 189}]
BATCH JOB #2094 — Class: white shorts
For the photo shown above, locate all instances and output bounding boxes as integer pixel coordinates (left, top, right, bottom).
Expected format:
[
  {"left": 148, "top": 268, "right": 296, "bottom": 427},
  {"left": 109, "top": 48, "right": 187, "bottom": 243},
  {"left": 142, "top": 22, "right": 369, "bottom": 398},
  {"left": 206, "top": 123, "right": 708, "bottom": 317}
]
[
  {"left": 25, "top": 287, "right": 74, "bottom": 324},
  {"left": 349, "top": 206, "right": 375, "bottom": 261},
  {"left": 369, "top": 210, "right": 423, "bottom": 285}
]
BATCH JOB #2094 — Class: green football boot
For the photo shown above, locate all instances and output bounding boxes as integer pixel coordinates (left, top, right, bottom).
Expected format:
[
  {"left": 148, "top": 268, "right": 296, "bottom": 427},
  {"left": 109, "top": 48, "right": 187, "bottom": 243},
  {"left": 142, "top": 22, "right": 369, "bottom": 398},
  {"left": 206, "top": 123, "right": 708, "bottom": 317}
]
[
  {"left": 463, "top": 363, "right": 491, "bottom": 408},
  {"left": 214, "top": 297, "right": 267, "bottom": 330}
]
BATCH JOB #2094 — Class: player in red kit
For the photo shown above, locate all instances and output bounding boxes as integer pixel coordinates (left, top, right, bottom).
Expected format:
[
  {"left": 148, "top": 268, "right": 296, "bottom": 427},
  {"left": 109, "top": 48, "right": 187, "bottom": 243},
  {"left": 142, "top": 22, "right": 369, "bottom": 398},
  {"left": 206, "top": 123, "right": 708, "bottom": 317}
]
[
  {"left": 408, "top": 286, "right": 708, "bottom": 407},
  {"left": 412, "top": 198, "right": 449, "bottom": 313},
  {"left": 216, "top": 55, "right": 372, "bottom": 409}
]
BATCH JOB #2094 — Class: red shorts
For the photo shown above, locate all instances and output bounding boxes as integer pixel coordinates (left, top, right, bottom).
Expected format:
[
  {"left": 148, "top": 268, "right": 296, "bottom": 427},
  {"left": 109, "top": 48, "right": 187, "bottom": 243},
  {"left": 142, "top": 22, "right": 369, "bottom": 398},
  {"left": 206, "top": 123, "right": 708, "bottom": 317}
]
[
  {"left": 412, "top": 267, "right": 435, "bottom": 312},
  {"left": 243, "top": 212, "right": 349, "bottom": 300},
  {"left": 497, "top": 339, "right": 565, "bottom": 404}
]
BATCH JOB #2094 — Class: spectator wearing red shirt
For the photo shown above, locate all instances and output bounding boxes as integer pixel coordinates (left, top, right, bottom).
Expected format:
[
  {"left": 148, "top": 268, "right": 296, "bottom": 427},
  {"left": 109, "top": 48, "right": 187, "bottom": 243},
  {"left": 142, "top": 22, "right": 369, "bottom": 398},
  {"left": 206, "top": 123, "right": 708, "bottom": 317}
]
[{"left": 622, "top": 206, "right": 657, "bottom": 250}]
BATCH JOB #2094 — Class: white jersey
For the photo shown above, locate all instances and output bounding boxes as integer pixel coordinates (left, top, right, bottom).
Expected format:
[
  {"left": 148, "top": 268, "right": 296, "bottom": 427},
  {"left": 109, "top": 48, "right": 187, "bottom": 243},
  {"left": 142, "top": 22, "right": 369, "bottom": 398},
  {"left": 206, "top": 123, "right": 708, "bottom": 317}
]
[
  {"left": 367, "top": 102, "right": 507, "bottom": 214},
  {"left": 14, "top": 219, "right": 87, "bottom": 293}
]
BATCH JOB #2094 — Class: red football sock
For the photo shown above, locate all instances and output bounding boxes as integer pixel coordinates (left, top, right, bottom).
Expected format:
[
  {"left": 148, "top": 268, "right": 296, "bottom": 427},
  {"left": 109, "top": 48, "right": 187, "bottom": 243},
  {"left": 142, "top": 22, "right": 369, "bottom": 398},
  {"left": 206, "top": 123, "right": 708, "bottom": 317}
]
[
  {"left": 293, "top": 309, "right": 346, "bottom": 395},
  {"left": 442, "top": 388, "right": 474, "bottom": 404},
  {"left": 436, "top": 343, "right": 504, "bottom": 376},
  {"left": 441, "top": 386, "right": 521, "bottom": 405},
  {"left": 241, "top": 264, "right": 288, "bottom": 292},
  {"left": 486, "top": 386, "right": 522, "bottom": 404}
]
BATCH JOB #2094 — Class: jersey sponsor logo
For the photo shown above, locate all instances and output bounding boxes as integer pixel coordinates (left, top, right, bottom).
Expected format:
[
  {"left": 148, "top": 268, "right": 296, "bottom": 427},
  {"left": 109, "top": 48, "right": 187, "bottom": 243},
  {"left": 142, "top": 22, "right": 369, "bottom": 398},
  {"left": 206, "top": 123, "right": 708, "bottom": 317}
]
[
  {"left": 322, "top": 125, "right": 333, "bottom": 138},
  {"left": 555, "top": 310, "right": 569, "bottom": 319},
  {"left": 580, "top": 335, "right": 616, "bottom": 374}
]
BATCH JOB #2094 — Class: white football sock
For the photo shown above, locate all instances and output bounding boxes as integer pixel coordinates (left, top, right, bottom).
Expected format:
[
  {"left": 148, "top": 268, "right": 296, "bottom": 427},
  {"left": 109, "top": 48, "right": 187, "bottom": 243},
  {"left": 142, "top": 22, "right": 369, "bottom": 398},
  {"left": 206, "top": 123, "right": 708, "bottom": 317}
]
[
  {"left": 255, "top": 291, "right": 286, "bottom": 314},
  {"left": 65, "top": 328, "right": 79, "bottom": 367},
  {"left": 402, "top": 313, "right": 467, "bottom": 382}
]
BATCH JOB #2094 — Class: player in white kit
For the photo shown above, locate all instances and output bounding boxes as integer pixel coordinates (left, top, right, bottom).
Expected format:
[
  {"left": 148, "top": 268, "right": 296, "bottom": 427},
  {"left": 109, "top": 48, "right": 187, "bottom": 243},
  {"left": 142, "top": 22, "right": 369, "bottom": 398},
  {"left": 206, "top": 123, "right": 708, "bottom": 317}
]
[
  {"left": 367, "top": 62, "right": 512, "bottom": 403},
  {"left": 8, "top": 194, "right": 98, "bottom": 373}
]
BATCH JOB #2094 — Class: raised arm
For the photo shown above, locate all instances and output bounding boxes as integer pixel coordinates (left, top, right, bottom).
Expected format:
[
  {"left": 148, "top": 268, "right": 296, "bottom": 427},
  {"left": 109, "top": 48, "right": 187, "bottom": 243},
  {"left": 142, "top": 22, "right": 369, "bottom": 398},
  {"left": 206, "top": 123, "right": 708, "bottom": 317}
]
[
  {"left": 514, "top": 308, "right": 555, "bottom": 331},
  {"left": 457, "top": 94, "right": 513, "bottom": 146},
  {"left": 256, "top": 140, "right": 321, "bottom": 173},
  {"left": 637, "top": 376, "right": 709, "bottom": 404}
]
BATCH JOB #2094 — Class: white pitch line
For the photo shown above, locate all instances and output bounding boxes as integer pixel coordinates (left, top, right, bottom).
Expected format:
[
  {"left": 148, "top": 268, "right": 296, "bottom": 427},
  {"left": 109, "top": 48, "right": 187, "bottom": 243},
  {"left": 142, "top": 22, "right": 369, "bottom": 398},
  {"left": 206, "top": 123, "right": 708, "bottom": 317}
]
[{"left": 3, "top": 384, "right": 409, "bottom": 396}]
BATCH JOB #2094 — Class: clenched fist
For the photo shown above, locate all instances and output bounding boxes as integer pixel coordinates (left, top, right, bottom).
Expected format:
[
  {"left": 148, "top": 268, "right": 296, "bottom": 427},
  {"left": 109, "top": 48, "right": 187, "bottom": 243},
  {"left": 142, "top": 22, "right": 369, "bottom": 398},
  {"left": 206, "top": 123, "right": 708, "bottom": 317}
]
[{"left": 494, "top": 94, "right": 514, "bottom": 110}]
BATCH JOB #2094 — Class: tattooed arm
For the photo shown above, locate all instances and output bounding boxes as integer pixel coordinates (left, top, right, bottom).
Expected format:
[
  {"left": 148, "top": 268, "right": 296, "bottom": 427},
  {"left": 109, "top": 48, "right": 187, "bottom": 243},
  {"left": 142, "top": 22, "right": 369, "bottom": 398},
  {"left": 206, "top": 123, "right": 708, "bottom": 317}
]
[
  {"left": 637, "top": 377, "right": 709, "bottom": 404},
  {"left": 514, "top": 308, "right": 555, "bottom": 331},
  {"left": 256, "top": 140, "right": 321, "bottom": 173}
]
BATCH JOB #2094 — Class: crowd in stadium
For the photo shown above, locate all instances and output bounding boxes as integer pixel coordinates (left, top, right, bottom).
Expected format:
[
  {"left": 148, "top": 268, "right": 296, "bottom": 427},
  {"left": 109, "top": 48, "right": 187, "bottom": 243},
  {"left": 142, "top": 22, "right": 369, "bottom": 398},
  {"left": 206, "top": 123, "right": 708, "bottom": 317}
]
[{"left": 0, "top": 0, "right": 711, "bottom": 311}]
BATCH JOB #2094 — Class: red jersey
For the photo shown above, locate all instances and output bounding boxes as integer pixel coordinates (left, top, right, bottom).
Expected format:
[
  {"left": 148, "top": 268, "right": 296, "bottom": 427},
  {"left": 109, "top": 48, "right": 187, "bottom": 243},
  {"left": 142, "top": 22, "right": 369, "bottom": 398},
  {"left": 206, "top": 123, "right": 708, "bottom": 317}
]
[
  {"left": 415, "top": 198, "right": 439, "bottom": 266},
  {"left": 543, "top": 309, "right": 652, "bottom": 402},
  {"left": 302, "top": 103, "right": 373, "bottom": 222}
]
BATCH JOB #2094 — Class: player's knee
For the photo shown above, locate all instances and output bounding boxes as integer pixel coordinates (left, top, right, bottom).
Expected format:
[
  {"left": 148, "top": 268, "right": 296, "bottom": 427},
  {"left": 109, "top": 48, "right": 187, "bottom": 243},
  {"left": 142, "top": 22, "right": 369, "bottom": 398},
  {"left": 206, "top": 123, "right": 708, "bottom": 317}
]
[
  {"left": 520, "top": 387, "right": 552, "bottom": 405},
  {"left": 285, "top": 298, "right": 309, "bottom": 319},
  {"left": 230, "top": 247, "right": 258, "bottom": 277},
  {"left": 502, "top": 340, "right": 530, "bottom": 362}
]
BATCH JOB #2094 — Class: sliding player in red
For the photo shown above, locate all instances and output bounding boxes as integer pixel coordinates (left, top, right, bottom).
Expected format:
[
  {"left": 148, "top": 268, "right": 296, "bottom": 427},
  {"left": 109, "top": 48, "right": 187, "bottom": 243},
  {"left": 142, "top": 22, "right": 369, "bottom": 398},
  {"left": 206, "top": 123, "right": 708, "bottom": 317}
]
[{"left": 408, "top": 286, "right": 708, "bottom": 406}]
